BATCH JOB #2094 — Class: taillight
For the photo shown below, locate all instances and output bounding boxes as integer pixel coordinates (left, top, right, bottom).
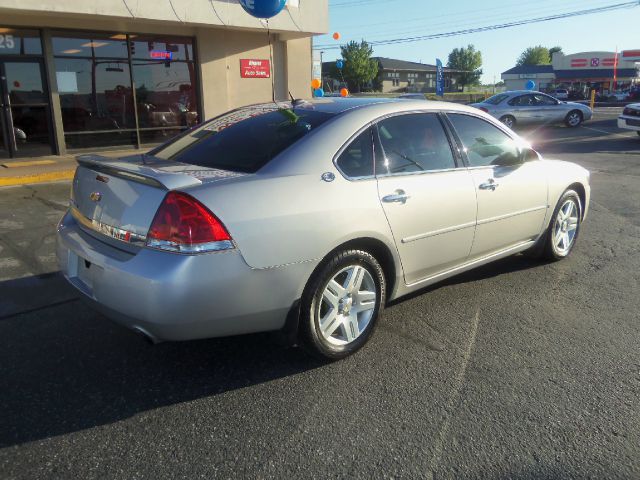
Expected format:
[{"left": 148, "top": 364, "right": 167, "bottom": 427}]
[
  {"left": 478, "top": 107, "right": 489, "bottom": 113},
  {"left": 146, "top": 191, "right": 233, "bottom": 253}
]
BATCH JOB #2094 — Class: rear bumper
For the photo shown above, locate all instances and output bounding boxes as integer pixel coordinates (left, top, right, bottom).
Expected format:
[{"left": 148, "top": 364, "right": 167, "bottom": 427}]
[
  {"left": 56, "top": 210, "right": 311, "bottom": 342},
  {"left": 618, "top": 116, "right": 640, "bottom": 132}
]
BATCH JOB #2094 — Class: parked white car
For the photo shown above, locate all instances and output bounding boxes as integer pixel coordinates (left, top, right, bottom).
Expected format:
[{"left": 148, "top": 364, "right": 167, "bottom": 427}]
[
  {"left": 552, "top": 89, "right": 569, "bottom": 100},
  {"left": 618, "top": 103, "right": 640, "bottom": 136}
]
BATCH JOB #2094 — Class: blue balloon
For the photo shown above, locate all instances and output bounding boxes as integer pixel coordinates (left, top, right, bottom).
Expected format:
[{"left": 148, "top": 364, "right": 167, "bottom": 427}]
[
  {"left": 314, "top": 88, "right": 325, "bottom": 98},
  {"left": 336, "top": 60, "right": 344, "bottom": 70},
  {"left": 526, "top": 80, "right": 536, "bottom": 90},
  {"left": 239, "top": 0, "right": 287, "bottom": 19}
]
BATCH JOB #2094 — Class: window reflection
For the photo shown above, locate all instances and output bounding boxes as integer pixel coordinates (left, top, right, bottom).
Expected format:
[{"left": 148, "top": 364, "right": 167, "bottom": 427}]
[
  {"left": 54, "top": 57, "right": 136, "bottom": 149},
  {"left": 53, "top": 32, "right": 198, "bottom": 149},
  {"left": 0, "top": 28, "right": 42, "bottom": 55},
  {"left": 133, "top": 60, "right": 198, "bottom": 144}
]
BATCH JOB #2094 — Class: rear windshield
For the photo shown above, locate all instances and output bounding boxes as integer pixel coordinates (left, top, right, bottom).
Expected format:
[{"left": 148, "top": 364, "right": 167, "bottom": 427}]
[
  {"left": 151, "top": 104, "right": 335, "bottom": 173},
  {"left": 483, "top": 94, "right": 509, "bottom": 105}
]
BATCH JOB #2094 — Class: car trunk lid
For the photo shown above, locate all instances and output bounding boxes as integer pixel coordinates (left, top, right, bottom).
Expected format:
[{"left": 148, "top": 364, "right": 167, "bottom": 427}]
[{"left": 71, "top": 154, "right": 247, "bottom": 247}]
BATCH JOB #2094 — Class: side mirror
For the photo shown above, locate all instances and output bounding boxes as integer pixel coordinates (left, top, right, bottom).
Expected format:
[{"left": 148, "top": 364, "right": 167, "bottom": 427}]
[{"left": 521, "top": 147, "right": 541, "bottom": 162}]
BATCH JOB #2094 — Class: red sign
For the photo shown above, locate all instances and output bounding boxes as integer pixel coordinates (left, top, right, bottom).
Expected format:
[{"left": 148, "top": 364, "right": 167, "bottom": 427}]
[
  {"left": 150, "top": 50, "right": 172, "bottom": 60},
  {"left": 240, "top": 59, "right": 271, "bottom": 78},
  {"left": 622, "top": 50, "right": 640, "bottom": 58},
  {"left": 571, "top": 58, "right": 588, "bottom": 68}
]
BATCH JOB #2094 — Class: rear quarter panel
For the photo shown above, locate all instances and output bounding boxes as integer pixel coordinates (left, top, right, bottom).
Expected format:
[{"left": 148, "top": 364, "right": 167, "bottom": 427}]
[{"left": 186, "top": 173, "right": 396, "bottom": 272}]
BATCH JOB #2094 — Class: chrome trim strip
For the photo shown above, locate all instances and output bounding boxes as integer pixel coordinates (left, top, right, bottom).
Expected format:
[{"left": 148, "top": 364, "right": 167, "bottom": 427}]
[
  {"left": 401, "top": 221, "right": 476, "bottom": 244},
  {"left": 477, "top": 205, "right": 548, "bottom": 226},
  {"left": 71, "top": 207, "right": 147, "bottom": 246}
]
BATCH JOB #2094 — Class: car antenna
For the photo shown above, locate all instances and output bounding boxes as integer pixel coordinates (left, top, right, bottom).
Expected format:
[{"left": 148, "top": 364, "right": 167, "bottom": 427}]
[{"left": 289, "top": 90, "right": 305, "bottom": 108}]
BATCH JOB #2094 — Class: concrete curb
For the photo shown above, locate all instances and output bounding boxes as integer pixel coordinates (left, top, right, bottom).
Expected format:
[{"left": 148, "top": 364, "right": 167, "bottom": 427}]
[{"left": 0, "top": 169, "right": 75, "bottom": 187}]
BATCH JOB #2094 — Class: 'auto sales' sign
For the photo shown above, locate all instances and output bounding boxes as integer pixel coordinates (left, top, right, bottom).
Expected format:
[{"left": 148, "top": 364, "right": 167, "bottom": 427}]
[{"left": 240, "top": 59, "right": 271, "bottom": 78}]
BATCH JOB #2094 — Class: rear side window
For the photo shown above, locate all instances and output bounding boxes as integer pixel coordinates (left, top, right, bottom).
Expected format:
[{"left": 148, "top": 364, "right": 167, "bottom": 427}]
[
  {"left": 447, "top": 114, "right": 520, "bottom": 167},
  {"left": 375, "top": 113, "right": 456, "bottom": 175},
  {"left": 484, "top": 94, "right": 509, "bottom": 105},
  {"left": 336, "top": 129, "right": 374, "bottom": 178},
  {"left": 152, "top": 105, "right": 334, "bottom": 173}
]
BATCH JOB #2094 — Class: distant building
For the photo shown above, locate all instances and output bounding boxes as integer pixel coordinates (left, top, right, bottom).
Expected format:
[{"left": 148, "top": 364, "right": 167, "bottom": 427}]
[
  {"left": 502, "top": 50, "right": 640, "bottom": 95},
  {"left": 322, "top": 57, "right": 466, "bottom": 93}
]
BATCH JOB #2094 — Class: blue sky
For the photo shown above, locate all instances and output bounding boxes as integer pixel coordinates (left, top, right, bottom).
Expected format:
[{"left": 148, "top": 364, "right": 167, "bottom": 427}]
[{"left": 314, "top": 0, "right": 640, "bottom": 84}]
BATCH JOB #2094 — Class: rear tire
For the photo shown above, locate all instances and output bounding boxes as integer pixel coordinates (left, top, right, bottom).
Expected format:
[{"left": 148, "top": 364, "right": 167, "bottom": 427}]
[
  {"left": 565, "top": 110, "right": 583, "bottom": 128},
  {"left": 500, "top": 115, "right": 516, "bottom": 129},
  {"left": 299, "top": 249, "right": 385, "bottom": 360}
]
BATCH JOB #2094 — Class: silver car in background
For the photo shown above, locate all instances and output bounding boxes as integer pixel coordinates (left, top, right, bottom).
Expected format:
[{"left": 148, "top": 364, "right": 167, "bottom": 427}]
[
  {"left": 472, "top": 90, "right": 593, "bottom": 129},
  {"left": 57, "top": 98, "right": 590, "bottom": 359}
]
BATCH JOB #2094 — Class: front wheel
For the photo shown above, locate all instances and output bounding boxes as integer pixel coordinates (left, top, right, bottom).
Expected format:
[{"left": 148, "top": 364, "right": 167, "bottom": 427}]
[
  {"left": 542, "top": 190, "right": 582, "bottom": 260},
  {"left": 565, "top": 110, "right": 583, "bottom": 127},
  {"left": 299, "top": 250, "right": 385, "bottom": 360},
  {"left": 500, "top": 115, "right": 516, "bottom": 129}
]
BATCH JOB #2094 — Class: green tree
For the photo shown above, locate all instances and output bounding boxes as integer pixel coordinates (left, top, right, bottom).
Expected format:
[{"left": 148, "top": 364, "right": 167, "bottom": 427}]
[
  {"left": 447, "top": 44, "right": 483, "bottom": 90},
  {"left": 340, "top": 40, "right": 379, "bottom": 93},
  {"left": 548, "top": 46, "right": 563, "bottom": 62},
  {"left": 516, "top": 46, "right": 551, "bottom": 66}
]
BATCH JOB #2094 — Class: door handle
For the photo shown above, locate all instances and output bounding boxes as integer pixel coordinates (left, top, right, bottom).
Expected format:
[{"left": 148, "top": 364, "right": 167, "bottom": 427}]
[
  {"left": 382, "top": 189, "right": 410, "bottom": 204},
  {"left": 479, "top": 179, "right": 499, "bottom": 191}
]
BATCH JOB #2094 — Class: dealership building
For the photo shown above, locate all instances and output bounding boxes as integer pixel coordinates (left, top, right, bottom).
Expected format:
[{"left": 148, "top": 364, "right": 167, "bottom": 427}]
[
  {"left": 502, "top": 49, "right": 640, "bottom": 93},
  {"left": 0, "top": 0, "right": 328, "bottom": 158}
]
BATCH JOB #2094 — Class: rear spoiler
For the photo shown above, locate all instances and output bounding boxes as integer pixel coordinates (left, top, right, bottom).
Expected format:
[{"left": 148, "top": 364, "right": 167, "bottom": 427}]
[{"left": 76, "top": 154, "right": 203, "bottom": 190}]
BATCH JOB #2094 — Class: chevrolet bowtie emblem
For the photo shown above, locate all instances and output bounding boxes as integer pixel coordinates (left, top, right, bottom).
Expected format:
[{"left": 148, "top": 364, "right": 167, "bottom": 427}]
[{"left": 90, "top": 192, "right": 102, "bottom": 202}]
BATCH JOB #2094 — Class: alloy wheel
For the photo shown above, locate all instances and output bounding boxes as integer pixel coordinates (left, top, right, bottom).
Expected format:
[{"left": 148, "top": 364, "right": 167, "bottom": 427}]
[
  {"left": 553, "top": 199, "right": 579, "bottom": 255},
  {"left": 567, "top": 112, "right": 582, "bottom": 127},
  {"left": 317, "top": 265, "right": 377, "bottom": 346}
]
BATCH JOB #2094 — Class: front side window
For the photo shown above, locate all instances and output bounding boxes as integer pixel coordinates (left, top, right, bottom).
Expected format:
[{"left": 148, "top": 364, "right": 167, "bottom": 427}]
[
  {"left": 447, "top": 114, "right": 520, "bottom": 167},
  {"left": 375, "top": 113, "right": 456, "bottom": 175},
  {"left": 533, "top": 94, "right": 557, "bottom": 105},
  {"left": 509, "top": 95, "right": 535, "bottom": 107},
  {"left": 335, "top": 129, "right": 373, "bottom": 178}
]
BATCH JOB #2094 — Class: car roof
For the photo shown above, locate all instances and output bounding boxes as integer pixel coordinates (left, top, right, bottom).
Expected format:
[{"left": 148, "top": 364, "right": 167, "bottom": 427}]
[{"left": 250, "top": 97, "right": 481, "bottom": 117}]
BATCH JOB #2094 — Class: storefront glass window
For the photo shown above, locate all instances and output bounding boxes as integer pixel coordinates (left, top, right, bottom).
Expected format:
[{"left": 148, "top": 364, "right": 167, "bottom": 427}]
[
  {"left": 0, "top": 28, "right": 42, "bottom": 55},
  {"left": 130, "top": 35, "right": 194, "bottom": 62},
  {"left": 53, "top": 32, "right": 198, "bottom": 150},
  {"left": 133, "top": 60, "right": 198, "bottom": 145},
  {"left": 52, "top": 33, "right": 128, "bottom": 59}
]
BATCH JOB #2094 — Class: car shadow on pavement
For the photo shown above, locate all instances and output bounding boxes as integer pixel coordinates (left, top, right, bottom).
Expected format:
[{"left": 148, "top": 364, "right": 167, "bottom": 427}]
[
  {"left": 0, "top": 254, "right": 544, "bottom": 448},
  {"left": 388, "top": 254, "right": 546, "bottom": 307},
  {"left": 0, "top": 273, "right": 326, "bottom": 448}
]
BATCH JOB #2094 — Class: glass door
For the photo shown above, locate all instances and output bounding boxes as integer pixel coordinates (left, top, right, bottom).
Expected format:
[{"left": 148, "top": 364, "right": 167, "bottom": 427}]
[{"left": 0, "top": 58, "right": 53, "bottom": 157}]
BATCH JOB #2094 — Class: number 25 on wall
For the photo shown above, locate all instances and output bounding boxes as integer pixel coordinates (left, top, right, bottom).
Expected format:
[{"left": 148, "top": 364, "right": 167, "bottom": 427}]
[{"left": 0, "top": 35, "right": 15, "bottom": 49}]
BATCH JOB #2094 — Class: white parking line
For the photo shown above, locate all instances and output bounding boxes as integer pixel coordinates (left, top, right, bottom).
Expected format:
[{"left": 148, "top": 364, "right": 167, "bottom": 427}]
[{"left": 580, "top": 125, "right": 637, "bottom": 139}]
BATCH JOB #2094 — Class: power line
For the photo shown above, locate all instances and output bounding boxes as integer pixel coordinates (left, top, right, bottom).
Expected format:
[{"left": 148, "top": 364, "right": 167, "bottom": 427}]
[
  {"left": 331, "top": 0, "right": 617, "bottom": 40},
  {"left": 314, "top": 1, "right": 640, "bottom": 50}
]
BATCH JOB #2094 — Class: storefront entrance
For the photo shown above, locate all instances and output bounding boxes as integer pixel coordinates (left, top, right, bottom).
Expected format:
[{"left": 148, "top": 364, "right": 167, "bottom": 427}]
[{"left": 0, "top": 28, "right": 54, "bottom": 158}]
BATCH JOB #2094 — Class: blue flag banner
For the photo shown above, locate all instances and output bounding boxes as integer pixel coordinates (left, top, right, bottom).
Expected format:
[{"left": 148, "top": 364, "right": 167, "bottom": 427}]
[{"left": 436, "top": 58, "right": 444, "bottom": 97}]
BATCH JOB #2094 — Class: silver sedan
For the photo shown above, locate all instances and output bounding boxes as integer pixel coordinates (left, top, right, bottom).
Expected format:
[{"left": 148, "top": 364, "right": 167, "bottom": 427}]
[
  {"left": 57, "top": 98, "right": 590, "bottom": 359},
  {"left": 471, "top": 90, "right": 593, "bottom": 129}
]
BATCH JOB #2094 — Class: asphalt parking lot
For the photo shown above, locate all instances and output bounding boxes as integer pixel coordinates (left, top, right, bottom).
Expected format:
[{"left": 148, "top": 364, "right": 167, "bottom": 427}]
[{"left": 1, "top": 108, "right": 639, "bottom": 479}]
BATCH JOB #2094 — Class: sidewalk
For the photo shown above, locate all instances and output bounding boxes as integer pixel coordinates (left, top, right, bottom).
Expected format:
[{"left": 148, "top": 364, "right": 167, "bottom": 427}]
[{"left": 0, "top": 148, "right": 143, "bottom": 187}]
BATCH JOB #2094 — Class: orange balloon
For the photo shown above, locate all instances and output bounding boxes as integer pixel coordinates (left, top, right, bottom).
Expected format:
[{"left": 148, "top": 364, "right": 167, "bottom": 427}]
[
  {"left": 340, "top": 88, "right": 349, "bottom": 97},
  {"left": 333, "top": 32, "right": 341, "bottom": 40},
  {"left": 311, "top": 78, "right": 321, "bottom": 90}
]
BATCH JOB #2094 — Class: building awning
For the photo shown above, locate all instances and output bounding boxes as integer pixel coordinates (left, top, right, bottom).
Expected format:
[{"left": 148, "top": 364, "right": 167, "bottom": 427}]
[{"left": 555, "top": 68, "right": 639, "bottom": 79}]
